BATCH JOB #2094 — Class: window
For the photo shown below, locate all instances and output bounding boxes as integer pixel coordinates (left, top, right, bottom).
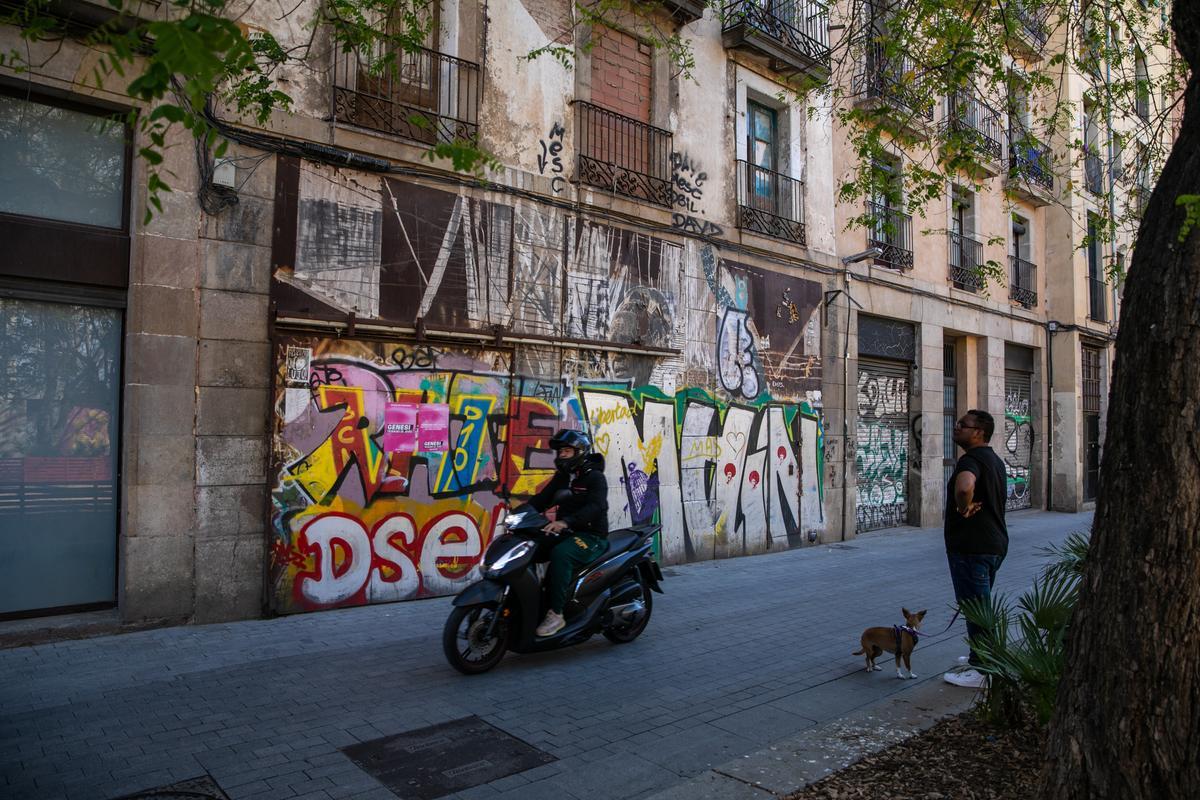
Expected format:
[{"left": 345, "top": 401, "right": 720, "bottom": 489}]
[
  {"left": 1010, "top": 214, "right": 1036, "bottom": 307},
  {"left": 574, "top": 25, "right": 672, "bottom": 205},
  {"left": 332, "top": 2, "right": 482, "bottom": 145},
  {"left": 1082, "top": 107, "right": 1103, "bottom": 194},
  {"left": 1011, "top": 214, "right": 1029, "bottom": 260},
  {"left": 1087, "top": 214, "right": 1107, "bottom": 322},
  {"left": 949, "top": 188, "right": 982, "bottom": 290},
  {"left": 735, "top": 78, "right": 805, "bottom": 243},
  {"left": 866, "top": 156, "right": 913, "bottom": 270},
  {"left": 1135, "top": 52, "right": 1151, "bottom": 121},
  {"left": 0, "top": 92, "right": 128, "bottom": 229}
]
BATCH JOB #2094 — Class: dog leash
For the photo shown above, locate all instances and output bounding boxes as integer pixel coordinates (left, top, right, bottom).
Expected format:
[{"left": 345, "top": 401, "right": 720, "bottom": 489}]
[{"left": 932, "top": 607, "right": 962, "bottom": 636}]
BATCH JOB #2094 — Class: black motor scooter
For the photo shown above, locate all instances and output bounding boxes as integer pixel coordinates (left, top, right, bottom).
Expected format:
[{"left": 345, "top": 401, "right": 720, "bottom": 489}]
[{"left": 442, "top": 508, "right": 664, "bottom": 674}]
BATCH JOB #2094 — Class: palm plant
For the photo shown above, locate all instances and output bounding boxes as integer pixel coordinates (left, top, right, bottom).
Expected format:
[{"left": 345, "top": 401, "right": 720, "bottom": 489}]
[{"left": 959, "top": 530, "right": 1090, "bottom": 726}]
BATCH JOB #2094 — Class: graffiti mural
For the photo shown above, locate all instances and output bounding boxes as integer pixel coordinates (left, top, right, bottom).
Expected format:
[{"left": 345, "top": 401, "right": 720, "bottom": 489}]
[
  {"left": 270, "top": 341, "right": 827, "bottom": 613},
  {"left": 270, "top": 164, "right": 831, "bottom": 613},
  {"left": 855, "top": 365, "right": 910, "bottom": 532}
]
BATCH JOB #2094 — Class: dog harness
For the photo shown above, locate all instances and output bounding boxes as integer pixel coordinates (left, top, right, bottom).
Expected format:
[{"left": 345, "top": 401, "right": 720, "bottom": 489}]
[{"left": 893, "top": 625, "right": 920, "bottom": 650}]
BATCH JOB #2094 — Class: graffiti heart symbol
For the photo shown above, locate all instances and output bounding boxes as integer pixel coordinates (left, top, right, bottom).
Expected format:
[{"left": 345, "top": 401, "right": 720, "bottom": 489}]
[
  {"left": 594, "top": 432, "right": 611, "bottom": 457},
  {"left": 725, "top": 431, "right": 746, "bottom": 457}
]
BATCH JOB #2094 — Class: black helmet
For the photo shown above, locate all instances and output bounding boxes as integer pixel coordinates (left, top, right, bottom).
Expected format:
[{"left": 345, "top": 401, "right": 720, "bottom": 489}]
[{"left": 549, "top": 429, "right": 591, "bottom": 472}]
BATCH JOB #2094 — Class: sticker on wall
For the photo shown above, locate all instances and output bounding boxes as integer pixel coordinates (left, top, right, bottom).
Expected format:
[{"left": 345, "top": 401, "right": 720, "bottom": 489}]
[
  {"left": 284, "top": 388, "right": 309, "bottom": 423},
  {"left": 286, "top": 346, "right": 313, "bottom": 386},
  {"left": 418, "top": 404, "right": 451, "bottom": 452},
  {"left": 384, "top": 403, "right": 419, "bottom": 453}
]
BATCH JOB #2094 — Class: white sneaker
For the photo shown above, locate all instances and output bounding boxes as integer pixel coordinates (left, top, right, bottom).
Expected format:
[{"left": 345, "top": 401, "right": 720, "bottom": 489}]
[
  {"left": 535, "top": 610, "right": 565, "bottom": 637},
  {"left": 943, "top": 668, "right": 988, "bottom": 688}
]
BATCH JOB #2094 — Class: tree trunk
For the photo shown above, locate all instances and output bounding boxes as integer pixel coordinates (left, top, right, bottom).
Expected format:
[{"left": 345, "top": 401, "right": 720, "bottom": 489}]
[{"left": 1039, "top": 3, "right": 1200, "bottom": 797}]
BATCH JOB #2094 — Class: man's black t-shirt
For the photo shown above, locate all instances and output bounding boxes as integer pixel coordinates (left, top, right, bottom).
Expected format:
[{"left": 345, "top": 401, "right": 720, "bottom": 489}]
[{"left": 944, "top": 445, "right": 1009, "bottom": 557}]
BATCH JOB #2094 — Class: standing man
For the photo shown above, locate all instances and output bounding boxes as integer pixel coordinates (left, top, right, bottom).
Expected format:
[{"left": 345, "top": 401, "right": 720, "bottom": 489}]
[{"left": 943, "top": 409, "right": 1008, "bottom": 689}]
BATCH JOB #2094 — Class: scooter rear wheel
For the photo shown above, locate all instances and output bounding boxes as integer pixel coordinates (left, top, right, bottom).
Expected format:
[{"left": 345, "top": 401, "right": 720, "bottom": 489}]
[
  {"left": 444, "top": 605, "right": 509, "bottom": 674},
  {"left": 603, "top": 577, "right": 653, "bottom": 644}
]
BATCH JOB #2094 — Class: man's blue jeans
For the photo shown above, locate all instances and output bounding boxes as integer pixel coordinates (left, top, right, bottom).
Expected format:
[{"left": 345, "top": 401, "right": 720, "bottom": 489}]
[{"left": 947, "top": 553, "right": 1004, "bottom": 666}]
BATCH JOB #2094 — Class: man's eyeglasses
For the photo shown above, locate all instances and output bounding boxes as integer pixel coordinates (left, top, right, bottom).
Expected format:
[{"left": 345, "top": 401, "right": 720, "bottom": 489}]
[{"left": 954, "top": 421, "right": 981, "bottom": 430}]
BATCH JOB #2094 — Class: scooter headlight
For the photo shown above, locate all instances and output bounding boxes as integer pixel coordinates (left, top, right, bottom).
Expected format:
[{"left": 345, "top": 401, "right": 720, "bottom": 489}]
[{"left": 483, "top": 540, "right": 535, "bottom": 577}]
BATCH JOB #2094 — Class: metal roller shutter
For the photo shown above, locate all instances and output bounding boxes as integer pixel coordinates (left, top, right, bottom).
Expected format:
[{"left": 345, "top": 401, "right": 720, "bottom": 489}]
[
  {"left": 856, "top": 358, "right": 911, "bottom": 532},
  {"left": 1003, "top": 370, "right": 1034, "bottom": 511}
]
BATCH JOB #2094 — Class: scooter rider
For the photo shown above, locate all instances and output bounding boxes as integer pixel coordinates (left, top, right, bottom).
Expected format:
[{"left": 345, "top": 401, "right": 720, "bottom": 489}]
[{"left": 525, "top": 429, "right": 609, "bottom": 637}]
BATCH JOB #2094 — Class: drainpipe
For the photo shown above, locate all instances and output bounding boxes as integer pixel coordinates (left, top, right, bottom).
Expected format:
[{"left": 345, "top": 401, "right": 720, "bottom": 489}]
[
  {"left": 833, "top": 248, "right": 881, "bottom": 540},
  {"left": 1102, "top": 0, "right": 1120, "bottom": 327}
]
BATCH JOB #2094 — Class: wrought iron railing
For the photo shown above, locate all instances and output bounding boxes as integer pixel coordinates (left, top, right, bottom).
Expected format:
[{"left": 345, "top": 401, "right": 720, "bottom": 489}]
[
  {"left": 1088, "top": 276, "right": 1108, "bottom": 322},
  {"left": 721, "top": 0, "right": 831, "bottom": 67},
  {"left": 1084, "top": 148, "right": 1104, "bottom": 194},
  {"left": 736, "top": 160, "right": 806, "bottom": 245},
  {"left": 574, "top": 101, "right": 673, "bottom": 207},
  {"left": 1010, "top": 255, "right": 1038, "bottom": 308},
  {"left": 332, "top": 46, "right": 480, "bottom": 144},
  {"left": 859, "top": 42, "right": 934, "bottom": 121},
  {"left": 1008, "top": 128, "right": 1054, "bottom": 191},
  {"left": 949, "top": 232, "right": 985, "bottom": 291},
  {"left": 1014, "top": 3, "right": 1049, "bottom": 46},
  {"left": 945, "top": 91, "right": 1004, "bottom": 162},
  {"left": 866, "top": 201, "right": 914, "bottom": 271}
]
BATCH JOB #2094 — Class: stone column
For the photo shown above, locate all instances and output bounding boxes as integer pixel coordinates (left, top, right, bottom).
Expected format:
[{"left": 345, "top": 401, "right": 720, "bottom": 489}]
[
  {"left": 121, "top": 133, "right": 201, "bottom": 620},
  {"left": 915, "top": 322, "right": 945, "bottom": 527},
  {"left": 193, "top": 146, "right": 275, "bottom": 622}
]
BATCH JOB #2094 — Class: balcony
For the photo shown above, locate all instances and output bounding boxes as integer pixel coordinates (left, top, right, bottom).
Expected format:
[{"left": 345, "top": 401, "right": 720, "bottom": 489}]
[
  {"left": 736, "top": 160, "right": 806, "bottom": 245},
  {"left": 866, "top": 201, "right": 913, "bottom": 271},
  {"left": 1008, "top": 3, "right": 1049, "bottom": 56},
  {"left": 332, "top": 46, "right": 481, "bottom": 144},
  {"left": 857, "top": 43, "right": 935, "bottom": 123},
  {"left": 944, "top": 92, "right": 1004, "bottom": 168},
  {"left": 660, "top": 0, "right": 706, "bottom": 23},
  {"left": 1088, "top": 276, "right": 1108, "bottom": 323},
  {"left": 1084, "top": 149, "right": 1104, "bottom": 195},
  {"left": 1008, "top": 128, "right": 1054, "bottom": 203},
  {"left": 574, "top": 101, "right": 673, "bottom": 207},
  {"left": 722, "top": 0, "right": 830, "bottom": 78},
  {"left": 1010, "top": 256, "right": 1038, "bottom": 308},
  {"left": 949, "top": 232, "right": 985, "bottom": 291}
]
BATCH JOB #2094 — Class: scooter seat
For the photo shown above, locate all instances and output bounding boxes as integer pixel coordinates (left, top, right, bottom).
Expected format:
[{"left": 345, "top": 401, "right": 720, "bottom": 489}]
[{"left": 604, "top": 530, "right": 641, "bottom": 556}]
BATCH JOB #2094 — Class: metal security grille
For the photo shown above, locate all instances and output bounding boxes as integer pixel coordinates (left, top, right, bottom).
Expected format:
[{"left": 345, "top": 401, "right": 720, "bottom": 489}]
[
  {"left": 1082, "top": 346, "right": 1102, "bottom": 413},
  {"left": 856, "top": 358, "right": 911, "bottom": 532},
  {"left": 1082, "top": 345, "right": 1103, "bottom": 499},
  {"left": 1004, "top": 370, "right": 1034, "bottom": 510},
  {"left": 943, "top": 345, "right": 957, "bottom": 496}
]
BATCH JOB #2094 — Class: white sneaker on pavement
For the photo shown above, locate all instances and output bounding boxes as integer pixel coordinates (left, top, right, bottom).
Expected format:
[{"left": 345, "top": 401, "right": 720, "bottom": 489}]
[
  {"left": 535, "top": 610, "right": 565, "bottom": 637},
  {"left": 943, "top": 668, "right": 988, "bottom": 688}
]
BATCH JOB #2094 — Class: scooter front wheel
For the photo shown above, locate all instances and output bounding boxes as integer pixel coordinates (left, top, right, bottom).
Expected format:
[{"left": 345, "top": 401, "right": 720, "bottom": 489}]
[{"left": 443, "top": 605, "right": 509, "bottom": 674}]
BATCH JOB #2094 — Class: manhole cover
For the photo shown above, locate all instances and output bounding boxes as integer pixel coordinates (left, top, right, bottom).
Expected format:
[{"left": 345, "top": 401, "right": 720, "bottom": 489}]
[
  {"left": 342, "top": 716, "right": 555, "bottom": 799},
  {"left": 112, "top": 774, "right": 229, "bottom": 799}
]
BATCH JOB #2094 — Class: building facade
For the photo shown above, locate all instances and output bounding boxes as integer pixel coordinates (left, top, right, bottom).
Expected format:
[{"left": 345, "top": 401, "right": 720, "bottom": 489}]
[{"left": 0, "top": 0, "right": 1163, "bottom": 623}]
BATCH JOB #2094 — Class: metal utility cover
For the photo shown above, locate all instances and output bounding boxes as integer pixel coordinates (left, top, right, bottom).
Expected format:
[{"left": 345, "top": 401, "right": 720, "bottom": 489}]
[
  {"left": 113, "top": 774, "right": 230, "bottom": 799},
  {"left": 341, "top": 716, "right": 556, "bottom": 799}
]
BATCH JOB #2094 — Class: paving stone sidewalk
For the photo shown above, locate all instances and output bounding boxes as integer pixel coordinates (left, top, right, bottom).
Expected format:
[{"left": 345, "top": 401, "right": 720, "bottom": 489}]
[{"left": 0, "top": 510, "right": 1090, "bottom": 800}]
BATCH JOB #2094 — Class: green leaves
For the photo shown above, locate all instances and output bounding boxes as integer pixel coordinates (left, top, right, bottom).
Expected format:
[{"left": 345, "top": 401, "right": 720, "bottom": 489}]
[{"left": 959, "top": 531, "right": 1091, "bottom": 727}]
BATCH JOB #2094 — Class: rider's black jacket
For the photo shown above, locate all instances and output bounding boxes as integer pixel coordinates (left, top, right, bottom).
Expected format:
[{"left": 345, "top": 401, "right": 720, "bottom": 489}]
[{"left": 526, "top": 454, "right": 609, "bottom": 536}]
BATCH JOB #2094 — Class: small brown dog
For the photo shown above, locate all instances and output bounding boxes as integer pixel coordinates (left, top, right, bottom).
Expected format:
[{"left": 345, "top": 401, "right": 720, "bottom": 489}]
[{"left": 853, "top": 608, "right": 926, "bottom": 679}]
